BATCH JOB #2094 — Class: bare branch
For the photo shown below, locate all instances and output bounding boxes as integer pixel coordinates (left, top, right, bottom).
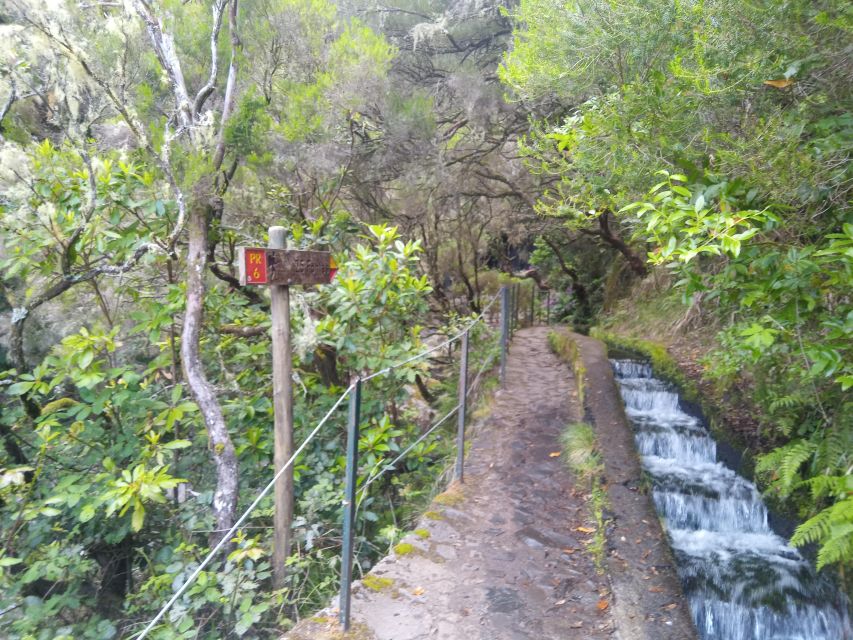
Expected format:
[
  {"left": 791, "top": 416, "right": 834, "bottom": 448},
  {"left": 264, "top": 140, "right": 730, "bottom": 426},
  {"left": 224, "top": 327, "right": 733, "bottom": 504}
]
[
  {"left": 130, "top": 0, "right": 193, "bottom": 130},
  {"left": 61, "top": 148, "right": 99, "bottom": 274},
  {"left": 219, "top": 324, "right": 267, "bottom": 337},
  {"left": 212, "top": 0, "right": 241, "bottom": 170},
  {"left": 193, "top": 0, "right": 229, "bottom": 117},
  {"left": 0, "top": 76, "right": 17, "bottom": 138}
]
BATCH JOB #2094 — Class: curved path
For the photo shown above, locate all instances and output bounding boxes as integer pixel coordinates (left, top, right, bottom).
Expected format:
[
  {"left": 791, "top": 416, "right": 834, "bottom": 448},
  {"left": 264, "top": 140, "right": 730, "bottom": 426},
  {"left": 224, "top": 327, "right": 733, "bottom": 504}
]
[{"left": 284, "top": 327, "right": 695, "bottom": 640}]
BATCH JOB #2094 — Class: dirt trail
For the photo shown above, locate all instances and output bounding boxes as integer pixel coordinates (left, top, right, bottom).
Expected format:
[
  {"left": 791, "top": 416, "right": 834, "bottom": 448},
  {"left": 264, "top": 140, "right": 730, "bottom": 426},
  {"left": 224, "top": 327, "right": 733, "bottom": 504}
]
[{"left": 284, "top": 327, "right": 695, "bottom": 640}]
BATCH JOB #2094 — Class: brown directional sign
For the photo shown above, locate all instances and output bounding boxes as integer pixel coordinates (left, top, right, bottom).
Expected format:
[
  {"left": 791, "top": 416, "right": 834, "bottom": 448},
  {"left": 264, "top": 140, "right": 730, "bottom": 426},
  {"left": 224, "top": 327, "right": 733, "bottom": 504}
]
[{"left": 237, "top": 248, "right": 336, "bottom": 286}]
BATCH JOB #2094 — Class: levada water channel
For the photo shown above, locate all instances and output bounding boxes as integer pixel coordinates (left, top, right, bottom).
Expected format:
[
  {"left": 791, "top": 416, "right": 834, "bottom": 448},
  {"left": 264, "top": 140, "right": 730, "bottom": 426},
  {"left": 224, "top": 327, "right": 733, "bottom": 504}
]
[{"left": 610, "top": 359, "right": 851, "bottom": 640}]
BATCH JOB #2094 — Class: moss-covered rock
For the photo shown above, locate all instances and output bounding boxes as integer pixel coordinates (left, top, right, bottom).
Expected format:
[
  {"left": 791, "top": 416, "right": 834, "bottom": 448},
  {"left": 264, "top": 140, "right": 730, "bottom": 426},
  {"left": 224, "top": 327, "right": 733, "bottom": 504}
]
[
  {"left": 361, "top": 575, "right": 394, "bottom": 592},
  {"left": 392, "top": 542, "right": 415, "bottom": 556}
]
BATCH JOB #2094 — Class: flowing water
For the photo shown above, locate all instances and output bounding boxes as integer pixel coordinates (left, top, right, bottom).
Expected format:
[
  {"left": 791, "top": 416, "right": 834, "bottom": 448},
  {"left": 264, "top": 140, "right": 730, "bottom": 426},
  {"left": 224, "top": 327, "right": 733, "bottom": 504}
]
[{"left": 611, "top": 359, "right": 851, "bottom": 640}]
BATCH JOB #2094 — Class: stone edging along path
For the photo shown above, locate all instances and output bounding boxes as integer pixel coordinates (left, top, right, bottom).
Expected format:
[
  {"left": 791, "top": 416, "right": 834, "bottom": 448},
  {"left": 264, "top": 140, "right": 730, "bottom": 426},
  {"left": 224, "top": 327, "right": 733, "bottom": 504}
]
[
  {"left": 568, "top": 331, "right": 696, "bottom": 640},
  {"left": 282, "top": 327, "right": 696, "bottom": 640}
]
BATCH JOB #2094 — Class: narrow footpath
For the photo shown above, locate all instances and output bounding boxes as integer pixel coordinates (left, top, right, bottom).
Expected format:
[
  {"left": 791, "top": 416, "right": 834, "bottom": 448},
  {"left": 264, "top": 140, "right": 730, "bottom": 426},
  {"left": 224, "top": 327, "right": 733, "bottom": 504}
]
[{"left": 284, "top": 327, "right": 694, "bottom": 640}]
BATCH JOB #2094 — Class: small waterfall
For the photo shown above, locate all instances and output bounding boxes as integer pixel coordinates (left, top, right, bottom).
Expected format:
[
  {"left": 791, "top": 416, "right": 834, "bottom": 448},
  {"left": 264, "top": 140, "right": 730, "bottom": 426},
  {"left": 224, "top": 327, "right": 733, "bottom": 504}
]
[{"left": 611, "top": 358, "right": 851, "bottom": 640}]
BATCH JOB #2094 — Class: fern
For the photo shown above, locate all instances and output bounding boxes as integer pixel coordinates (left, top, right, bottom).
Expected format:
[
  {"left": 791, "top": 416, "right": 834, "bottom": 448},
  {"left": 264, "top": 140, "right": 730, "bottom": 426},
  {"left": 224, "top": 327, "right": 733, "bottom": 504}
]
[
  {"left": 806, "top": 474, "right": 848, "bottom": 500},
  {"left": 818, "top": 425, "right": 851, "bottom": 472},
  {"left": 791, "top": 475, "right": 853, "bottom": 570},
  {"left": 756, "top": 439, "right": 816, "bottom": 495},
  {"left": 792, "top": 492, "right": 853, "bottom": 570},
  {"left": 768, "top": 393, "right": 801, "bottom": 413},
  {"left": 816, "top": 523, "right": 853, "bottom": 570},
  {"left": 791, "top": 506, "right": 835, "bottom": 546}
]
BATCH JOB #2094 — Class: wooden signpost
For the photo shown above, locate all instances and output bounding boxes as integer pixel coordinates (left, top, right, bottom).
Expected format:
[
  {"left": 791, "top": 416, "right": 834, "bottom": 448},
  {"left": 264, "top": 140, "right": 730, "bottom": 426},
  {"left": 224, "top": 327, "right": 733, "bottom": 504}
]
[
  {"left": 237, "top": 247, "right": 337, "bottom": 287},
  {"left": 238, "top": 227, "right": 336, "bottom": 588}
]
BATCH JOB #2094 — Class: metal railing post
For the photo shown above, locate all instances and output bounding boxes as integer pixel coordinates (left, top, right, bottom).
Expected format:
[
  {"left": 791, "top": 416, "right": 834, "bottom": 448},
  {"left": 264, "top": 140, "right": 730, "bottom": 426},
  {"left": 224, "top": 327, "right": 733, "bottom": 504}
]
[
  {"left": 455, "top": 329, "right": 469, "bottom": 482},
  {"left": 500, "top": 286, "right": 509, "bottom": 385},
  {"left": 527, "top": 280, "right": 536, "bottom": 327},
  {"left": 546, "top": 290, "right": 551, "bottom": 325},
  {"left": 339, "top": 378, "right": 362, "bottom": 630},
  {"left": 509, "top": 285, "right": 514, "bottom": 336},
  {"left": 513, "top": 284, "right": 520, "bottom": 333}
]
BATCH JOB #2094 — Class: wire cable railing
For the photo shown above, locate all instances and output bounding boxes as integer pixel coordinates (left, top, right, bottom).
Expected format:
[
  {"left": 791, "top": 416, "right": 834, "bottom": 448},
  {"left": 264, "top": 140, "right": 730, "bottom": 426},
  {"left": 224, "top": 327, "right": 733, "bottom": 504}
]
[
  {"left": 360, "top": 291, "right": 500, "bottom": 383},
  {"left": 135, "top": 282, "right": 539, "bottom": 638},
  {"left": 355, "top": 402, "right": 460, "bottom": 503},
  {"left": 135, "top": 384, "right": 355, "bottom": 640}
]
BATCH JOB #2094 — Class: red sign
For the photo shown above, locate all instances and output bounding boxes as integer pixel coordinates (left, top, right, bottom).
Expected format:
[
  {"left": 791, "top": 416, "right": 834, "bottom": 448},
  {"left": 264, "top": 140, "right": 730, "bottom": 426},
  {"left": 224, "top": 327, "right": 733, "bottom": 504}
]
[
  {"left": 242, "top": 248, "right": 268, "bottom": 284},
  {"left": 237, "top": 247, "right": 335, "bottom": 286}
]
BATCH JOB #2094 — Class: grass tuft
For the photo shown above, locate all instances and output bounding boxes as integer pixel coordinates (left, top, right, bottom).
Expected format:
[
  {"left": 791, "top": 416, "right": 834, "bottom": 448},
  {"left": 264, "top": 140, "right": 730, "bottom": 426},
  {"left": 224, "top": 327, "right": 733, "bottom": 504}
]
[
  {"left": 560, "top": 422, "right": 603, "bottom": 482},
  {"left": 560, "top": 422, "right": 609, "bottom": 572}
]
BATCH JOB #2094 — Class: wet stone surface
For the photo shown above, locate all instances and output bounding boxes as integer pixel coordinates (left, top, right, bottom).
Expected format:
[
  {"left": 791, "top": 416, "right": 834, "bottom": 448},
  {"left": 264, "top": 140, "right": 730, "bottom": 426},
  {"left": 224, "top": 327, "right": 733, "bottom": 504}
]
[{"left": 283, "top": 327, "right": 614, "bottom": 640}]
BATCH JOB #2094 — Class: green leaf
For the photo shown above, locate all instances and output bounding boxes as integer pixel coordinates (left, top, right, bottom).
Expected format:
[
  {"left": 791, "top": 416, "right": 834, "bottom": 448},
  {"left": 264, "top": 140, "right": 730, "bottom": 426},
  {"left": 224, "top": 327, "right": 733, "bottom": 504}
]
[
  {"left": 79, "top": 504, "right": 96, "bottom": 522},
  {"left": 131, "top": 504, "right": 145, "bottom": 531},
  {"left": 163, "top": 439, "right": 192, "bottom": 450},
  {"left": 78, "top": 350, "right": 94, "bottom": 370},
  {"left": 6, "top": 381, "right": 35, "bottom": 396}
]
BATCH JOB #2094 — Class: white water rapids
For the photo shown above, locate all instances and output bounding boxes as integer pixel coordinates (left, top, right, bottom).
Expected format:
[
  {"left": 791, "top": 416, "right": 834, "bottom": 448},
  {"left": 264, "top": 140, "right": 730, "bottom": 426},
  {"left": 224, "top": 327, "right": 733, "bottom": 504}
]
[{"left": 611, "top": 359, "right": 851, "bottom": 640}]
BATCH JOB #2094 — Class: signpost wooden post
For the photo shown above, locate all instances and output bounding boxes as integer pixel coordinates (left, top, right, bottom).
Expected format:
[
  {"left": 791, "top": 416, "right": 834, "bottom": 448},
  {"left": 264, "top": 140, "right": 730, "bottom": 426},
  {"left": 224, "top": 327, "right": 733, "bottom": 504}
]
[{"left": 238, "top": 228, "right": 336, "bottom": 588}]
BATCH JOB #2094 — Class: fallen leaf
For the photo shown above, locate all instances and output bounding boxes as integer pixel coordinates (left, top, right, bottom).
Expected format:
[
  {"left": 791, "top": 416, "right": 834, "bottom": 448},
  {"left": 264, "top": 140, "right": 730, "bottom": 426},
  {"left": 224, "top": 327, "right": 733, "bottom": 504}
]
[
  {"left": 575, "top": 526, "right": 596, "bottom": 534},
  {"left": 764, "top": 79, "right": 794, "bottom": 88},
  {"left": 663, "top": 603, "right": 678, "bottom": 610},
  {"left": 597, "top": 599, "right": 609, "bottom": 611},
  {"left": 649, "top": 586, "right": 664, "bottom": 593},
  {"left": 570, "top": 621, "right": 583, "bottom": 628},
  {"left": 412, "top": 586, "right": 425, "bottom": 596},
  {"left": 562, "top": 547, "right": 577, "bottom": 554},
  {"left": 555, "top": 598, "right": 567, "bottom": 606},
  {"left": 549, "top": 451, "right": 562, "bottom": 458}
]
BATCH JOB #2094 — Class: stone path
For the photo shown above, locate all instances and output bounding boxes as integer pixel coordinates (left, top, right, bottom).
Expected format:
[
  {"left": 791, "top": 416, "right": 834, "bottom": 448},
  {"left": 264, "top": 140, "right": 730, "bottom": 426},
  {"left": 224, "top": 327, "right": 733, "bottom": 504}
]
[
  {"left": 286, "top": 327, "right": 614, "bottom": 639},
  {"left": 284, "top": 327, "right": 698, "bottom": 640}
]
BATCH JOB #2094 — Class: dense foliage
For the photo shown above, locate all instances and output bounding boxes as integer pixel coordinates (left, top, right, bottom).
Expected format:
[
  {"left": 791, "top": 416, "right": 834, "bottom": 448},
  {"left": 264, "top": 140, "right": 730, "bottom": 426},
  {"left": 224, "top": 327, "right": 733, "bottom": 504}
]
[
  {"left": 0, "top": 1, "right": 509, "bottom": 638},
  {"left": 501, "top": 0, "right": 852, "bottom": 575}
]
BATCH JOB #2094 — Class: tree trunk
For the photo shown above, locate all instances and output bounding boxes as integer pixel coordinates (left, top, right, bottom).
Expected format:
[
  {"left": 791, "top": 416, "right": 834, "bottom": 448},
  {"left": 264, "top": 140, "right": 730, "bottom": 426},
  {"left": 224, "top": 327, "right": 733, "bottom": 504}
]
[
  {"left": 180, "top": 193, "right": 239, "bottom": 544},
  {"left": 596, "top": 212, "right": 648, "bottom": 276},
  {"left": 541, "top": 236, "right": 592, "bottom": 317},
  {"left": 314, "top": 344, "right": 342, "bottom": 388}
]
